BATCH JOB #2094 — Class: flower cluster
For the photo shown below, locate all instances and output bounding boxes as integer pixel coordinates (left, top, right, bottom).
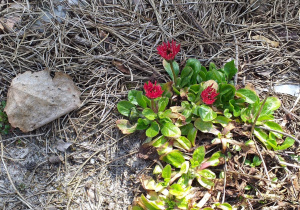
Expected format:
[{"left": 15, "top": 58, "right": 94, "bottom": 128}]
[
  {"left": 201, "top": 84, "right": 219, "bottom": 105},
  {"left": 144, "top": 81, "right": 164, "bottom": 99},
  {"left": 157, "top": 40, "right": 180, "bottom": 61}
]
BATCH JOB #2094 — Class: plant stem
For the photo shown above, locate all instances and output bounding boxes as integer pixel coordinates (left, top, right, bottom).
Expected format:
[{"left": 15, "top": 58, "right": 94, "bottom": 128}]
[
  {"left": 151, "top": 99, "right": 158, "bottom": 113},
  {"left": 169, "top": 61, "right": 177, "bottom": 85}
]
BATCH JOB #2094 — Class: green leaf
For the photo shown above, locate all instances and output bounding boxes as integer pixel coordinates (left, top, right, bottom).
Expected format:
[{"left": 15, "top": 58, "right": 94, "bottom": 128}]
[
  {"left": 253, "top": 155, "right": 262, "bottom": 166},
  {"left": 162, "top": 150, "right": 185, "bottom": 168},
  {"left": 187, "top": 127, "right": 197, "bottom": 146},
  {"left": 136, "top": 91, "right": 149, "bottom": 108},
  {"left": 142, "top": 108, "right": 157, "bottom": 120},
  {"left": 224, "top": 109, "right": 232, "bottom": 118},
  {"left": 198, "top": 105, "right": 217, "bottom": 121},
  {"left": 206, "top": 69, "right": 224, "bottom": 83},
  {"left": 158, "top": 97, "right": 169, "bottom": 112},
  {"left": 213, "top": 116, "right": 231, "bottom": 127},
  {"left": 198, "top": 169, "right": 216, "bottom": 179},
  {"left": 192, "top": 146, "right": 205, "bottom": 165},
  {"left": 218, "top": 84, "right": 236, "bottom": 104},
  {"left": 128, "top": 90, "right": 140, "bottom": 105},
  {"left": 116, "top": 119, "right": 137, "bottom": 134},
  {"left": 161, "top": 122, "right": 181, "bottom": 138},
  {"left": 277, "top": 137, "right": 295, "bottom": 150},
  {"left": 261, "top": 97, "right": 281, "bottom": 115},
  {"left": 146, "top": 121, "right": 160, "bottom": 137},
  {"left": 180, "top": 161, "right": 189, "bottom": 174},
  {"left": 162, "top": 164, "right": 172, "bottom": 180},
  {"left": 132, "top": 206, "right": 144, "bottom": 210},
  {"left": 152, "top": 136, "right": 168, "bottom": 147},
  {"left": 263, "top": 121, "right": 283, "bottom": 138},
  {"left": 180, "top": 66, "right": 193, "bottom": 87},
  {"left": 176, "top": 136, "right": 192, "bottom": 150},
  {"left": 254, "top": 128, "right": 269, "bottom": 148},
  {"left": 194, "top": 118, "right": 220, "bottom": 135},
  {"left": 136, "top": 118, "right": 150, "bottom": 130},
  {"left": 180, "top": 123, "right": 194, "bottom": 136},
  {"left": 224, "top": 60, "right": 237, "bottom": 81},
  {"left": 117, "top": 101, "right": 135, "bottom": 116},
  {"left": 236, "top": 89, "right": 259, "bottom": 104},
  {"left": 169, "top": 184, "right": 184, "bottom": 196},
  {"left": 140, "top": 194, "right": 162, "bottom": 210},
  {"left": 196, "top": 176, "right": 214, "bottom": 189},
  {"left": 163, "top": 60, "right": 179, "bottom": 82}
]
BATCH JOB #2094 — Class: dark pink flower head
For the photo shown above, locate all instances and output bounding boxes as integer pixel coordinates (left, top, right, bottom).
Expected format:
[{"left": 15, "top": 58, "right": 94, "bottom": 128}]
[
  {"left": 144, "top": 81, "right": 164, "bottom": 99},
  {"left": 201, "top": 84, "right": 220, "bottom": 105},
  {"left": 157, "top": 40, "right": 180, "bottom": 61}
]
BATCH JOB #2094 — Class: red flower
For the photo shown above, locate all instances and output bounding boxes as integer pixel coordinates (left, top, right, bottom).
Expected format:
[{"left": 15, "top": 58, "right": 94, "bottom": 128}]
[
  {"left": 201, "top": 84, "right": 219, "bottom": 105},
  {"left": 157, "top": 40, "right": 180, "bottom": 61},
  {"left": 144, "top": 81, "right": 164, "bottom": 99}
]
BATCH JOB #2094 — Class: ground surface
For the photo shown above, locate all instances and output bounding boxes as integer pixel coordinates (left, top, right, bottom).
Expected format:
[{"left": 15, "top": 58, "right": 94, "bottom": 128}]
[{"left": 0, "top": 0, "right": 300, "bottom": 209}]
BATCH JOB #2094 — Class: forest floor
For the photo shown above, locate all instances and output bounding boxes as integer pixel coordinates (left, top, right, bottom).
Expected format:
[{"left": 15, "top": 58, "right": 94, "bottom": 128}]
[{"left": 0, "top": 0, "right": 299, "bottom": 209}]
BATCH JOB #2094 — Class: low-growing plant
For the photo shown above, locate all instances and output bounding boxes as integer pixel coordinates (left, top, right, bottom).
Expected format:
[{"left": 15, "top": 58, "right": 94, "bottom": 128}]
[
  {"left": 0, "top": 100, "right": 10, "bottom": 135},
  {"left": 116, "top": 40, "right": 295, "bottom": 209}
]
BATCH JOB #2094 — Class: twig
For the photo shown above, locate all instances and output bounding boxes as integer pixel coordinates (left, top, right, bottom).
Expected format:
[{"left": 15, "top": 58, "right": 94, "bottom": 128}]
[
  {"left": 256, "top": 126, "right": 300, "bottom": 144},
  {"left": 253, "top": 139, "right": 270, "bottom": 181},
  {"left": 67, "top": 176, "right": 83, "bottom": 210},
  {"left": 221, "top": 159, "right": 227, "bottom": 203},
  {"left": 234, "top": 35, "right": 239, "bottom": 86},
  {"left": 0, "top": 138, "right": 34, "bottom": 209}
]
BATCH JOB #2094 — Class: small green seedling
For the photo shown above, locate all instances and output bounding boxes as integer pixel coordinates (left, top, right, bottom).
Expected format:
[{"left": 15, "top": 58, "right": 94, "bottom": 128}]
[{"left": 244, "top": 155, "right": 262, "bottom": 167}]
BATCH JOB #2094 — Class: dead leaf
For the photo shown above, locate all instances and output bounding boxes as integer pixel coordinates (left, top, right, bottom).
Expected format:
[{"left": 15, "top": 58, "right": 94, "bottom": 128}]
[
  {"left": 252, "top": 35, "right": 279, "bottom": 48},
  {"left": 56, "top": 140, "right": 73, "bottom": 152},
  {"left": 112, "top": 61, "right": 130, "bottom": 74},
  {"left": 5, "top": 69, "right": 81, "bottom": 132},
  {"left": 137, "top": 143, "right": 159, "bottom": 161},
  {"left": 48, "top": 155, "right": 63, "bottom": 164},
  {"left": 0, "top": 3, "right": 24, "bottom": 33}
]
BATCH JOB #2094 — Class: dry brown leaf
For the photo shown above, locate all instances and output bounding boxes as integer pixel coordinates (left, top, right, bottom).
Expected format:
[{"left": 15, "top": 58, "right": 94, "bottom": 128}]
[
  {"left": 112, "top": 61, "right": 130, "bottom": 74},
  {"left": 0, "top": 3, "right": 24, "bottom": 33},
  {"left": 252, "top": 35, "right": 279, "bottom": 48},
  {"left": 56, "top": 140, "right": 73, "bottom": 152},
  {"left": 5, "top": 69, "right": 81, "bottom": 132}
]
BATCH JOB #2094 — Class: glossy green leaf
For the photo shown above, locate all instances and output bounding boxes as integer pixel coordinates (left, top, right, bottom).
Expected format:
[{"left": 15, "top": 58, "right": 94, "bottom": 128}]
[
  {"left": 162, "top": 164, "right": 171, "bottom": 180},
  {"left": 136, "top": 118, "right": 150, "bottom": 130},
  {"left": 180, "top": 123, "right": 194, "bottom": 136},
  {"left": 176, "top": 136, "right": 192, "bottom": 150},
  {"left": 261, "top": 97, "right": 281, "bottom": 115},
  {"left": 194, "top": 118, "right": 220, "bottom": 135},
  {"left": 206, "top": 69, "right": 224, "bottom": 83},
  {"left": 146, "top": 121, "right": 160, "bottom": 137},
  {"left": 136, "top": 91, "right": 149, "bottom": 108},
  {"left": 180, "top": 161, "right": 189, "bottom": 174},
  {"left": 192, "top": 146, "right": 205, "bottom": 165},
  {"left": 128, "top": 90, "right": 140, "bottom": 105},
  {"left": 198, "top": 105, "right": 217, "bottom": 121},
  {"left": 163, "top": 60, "right": 179, "bottom": 82},
  {"left": 254, "top": 128, "right": 268, "bottom": 148},
  {"left": 116, "top": 119, "right": 137, "bottom": 134},
  {"left": 158, "top": 97, "right": 169, "bottom": 112},
  {"left": 198, "top": 169, "right": 216, "bottom": 179},
  {"left": 197, "top": 176, "right": 214, "bottom": 189},
  {"left": 224, "top": 109, "right": 232, "bottom": 118},
  {"left": 117, "top": 101, "right": 135, "bottom": 116},
  {"left": 224, "top": 60, "right": 237, "bottom": 81},
  {"left": 132, "top": 205, "right": 144, "bottom": 210},
  {"left": 152, "top": 135, "right": 168, "bottom": 147},
  {"left": 236, "top": 88, "right": 259, "bottom": 104},
  {"left": 140, "top": 194, "right": 162, "bottom": 210},
  {"left": 277, "top": 137, "right": 295, "bottom": 150},
  {"left": 161, "top": 122, "right": 181, "bottom": 138},
  {"left": 253, "top": 155, "right": 262, "bottom": 166},
  {"left": 180, "top": 66, "right": 193, "bottom": 87},
  {"left": 263, "top": 121, "right": 283, "bottom": 138},
  {"left": 142, "top": 108, "right": 157, "bottom": 120},
  {"left": 219, "top": 84, "right": 236, "bottom": 104},
  {"left": 187, "top": 127, "right": 197, "bottom": 146},
  {"left": 161, "top": 150, "right": 185, "bottom": 168},
  {"left": 213, "top": 115, "right": 231, "bottom": 126},
  {"left": 169, "top": 184, "right": 184, "bottom": 196}
]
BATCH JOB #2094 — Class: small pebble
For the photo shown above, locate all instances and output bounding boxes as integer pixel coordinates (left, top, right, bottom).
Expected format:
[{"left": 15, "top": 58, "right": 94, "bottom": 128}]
[{"left": 90, "top": 158, "right": 95, "bottom": 164}]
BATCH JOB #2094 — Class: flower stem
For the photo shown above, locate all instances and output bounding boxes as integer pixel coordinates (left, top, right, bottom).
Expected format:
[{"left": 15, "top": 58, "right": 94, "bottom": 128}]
[
  {"left": 169, "top": 61, "right": 177, "bottom": 85},
  {"left": 151, "top": 99, "right": 158, "bottom": 113}
]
